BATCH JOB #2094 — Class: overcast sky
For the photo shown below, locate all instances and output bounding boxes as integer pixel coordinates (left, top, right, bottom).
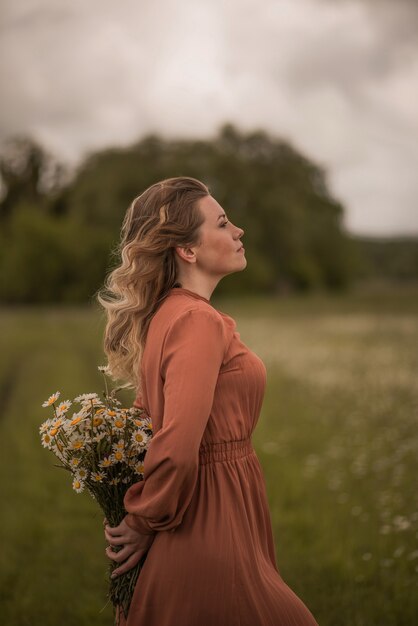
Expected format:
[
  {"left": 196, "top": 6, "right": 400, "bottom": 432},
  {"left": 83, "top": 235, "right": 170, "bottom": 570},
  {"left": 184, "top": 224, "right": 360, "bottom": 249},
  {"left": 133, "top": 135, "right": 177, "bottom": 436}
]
[{"left": 1, "top": 0, "right": 417, "bottom": 236}]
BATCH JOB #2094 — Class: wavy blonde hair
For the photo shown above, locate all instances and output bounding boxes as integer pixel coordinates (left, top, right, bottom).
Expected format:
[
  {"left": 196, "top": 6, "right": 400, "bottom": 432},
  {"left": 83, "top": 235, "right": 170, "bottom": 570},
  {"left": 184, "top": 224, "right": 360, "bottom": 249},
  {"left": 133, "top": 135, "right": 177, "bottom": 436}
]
[{"left": 95, "top": 176, "right": 210, "bottom": 395}]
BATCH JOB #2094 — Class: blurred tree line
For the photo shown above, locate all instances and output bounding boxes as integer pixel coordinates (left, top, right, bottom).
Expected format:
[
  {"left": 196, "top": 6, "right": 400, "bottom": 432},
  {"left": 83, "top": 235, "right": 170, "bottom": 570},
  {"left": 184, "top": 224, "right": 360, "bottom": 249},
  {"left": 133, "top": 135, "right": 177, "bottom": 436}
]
[{"left": 0, "top": 123, "right": 416, "bottom": 304}]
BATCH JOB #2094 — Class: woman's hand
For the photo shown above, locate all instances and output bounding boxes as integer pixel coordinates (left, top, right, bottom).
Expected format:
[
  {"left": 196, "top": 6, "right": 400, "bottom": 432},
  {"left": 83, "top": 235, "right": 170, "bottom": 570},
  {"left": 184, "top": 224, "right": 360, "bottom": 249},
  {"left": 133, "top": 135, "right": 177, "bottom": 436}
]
[{"left": 104, "top": 516, "right": 156, "bottom": 578}]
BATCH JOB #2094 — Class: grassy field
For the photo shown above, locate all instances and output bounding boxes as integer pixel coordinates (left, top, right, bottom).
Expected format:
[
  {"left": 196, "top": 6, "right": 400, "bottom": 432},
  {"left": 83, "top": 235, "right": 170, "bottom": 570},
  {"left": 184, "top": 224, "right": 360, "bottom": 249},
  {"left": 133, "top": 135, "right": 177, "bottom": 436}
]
[{"left": 1, "top": 284, "right": 417, "bottom": 625}]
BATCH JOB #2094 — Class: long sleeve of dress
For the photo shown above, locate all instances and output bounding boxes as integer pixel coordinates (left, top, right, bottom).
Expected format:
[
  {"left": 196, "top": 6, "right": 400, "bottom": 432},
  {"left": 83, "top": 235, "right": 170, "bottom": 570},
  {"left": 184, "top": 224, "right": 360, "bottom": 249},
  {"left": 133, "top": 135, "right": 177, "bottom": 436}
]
[{"left": 123, "top": 308, "right": 226, "bottom": 534}]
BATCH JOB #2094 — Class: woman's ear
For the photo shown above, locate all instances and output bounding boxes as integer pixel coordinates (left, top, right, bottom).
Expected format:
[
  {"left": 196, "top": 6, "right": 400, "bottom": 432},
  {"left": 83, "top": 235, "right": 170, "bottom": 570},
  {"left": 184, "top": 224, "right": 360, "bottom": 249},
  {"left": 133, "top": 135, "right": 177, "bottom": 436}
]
[{"left": 174, "top": 246, "right": 197, "bottom": 265}]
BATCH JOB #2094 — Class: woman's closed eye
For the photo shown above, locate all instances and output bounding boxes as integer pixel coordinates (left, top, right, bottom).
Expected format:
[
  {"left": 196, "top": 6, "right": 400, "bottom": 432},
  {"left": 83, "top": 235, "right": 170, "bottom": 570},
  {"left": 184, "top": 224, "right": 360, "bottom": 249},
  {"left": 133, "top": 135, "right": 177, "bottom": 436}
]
[{"left": 220, "top": 221, "right": 229, "bottom": 228}]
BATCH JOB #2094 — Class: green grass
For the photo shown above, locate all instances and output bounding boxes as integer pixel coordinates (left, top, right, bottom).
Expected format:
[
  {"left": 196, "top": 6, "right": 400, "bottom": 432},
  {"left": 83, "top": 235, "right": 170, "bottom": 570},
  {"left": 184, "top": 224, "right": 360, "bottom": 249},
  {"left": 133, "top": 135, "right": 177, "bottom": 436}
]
[{"left": 1, "top": 284, "right": 417, "bottom": 625}]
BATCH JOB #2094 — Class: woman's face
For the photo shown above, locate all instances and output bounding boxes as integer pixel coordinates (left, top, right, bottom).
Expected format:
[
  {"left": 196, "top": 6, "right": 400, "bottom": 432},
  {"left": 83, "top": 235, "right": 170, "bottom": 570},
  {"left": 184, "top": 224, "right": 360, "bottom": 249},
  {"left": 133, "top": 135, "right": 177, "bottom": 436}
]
[{"left": 192, "top": 195, "right": 246, "bottom": 278}]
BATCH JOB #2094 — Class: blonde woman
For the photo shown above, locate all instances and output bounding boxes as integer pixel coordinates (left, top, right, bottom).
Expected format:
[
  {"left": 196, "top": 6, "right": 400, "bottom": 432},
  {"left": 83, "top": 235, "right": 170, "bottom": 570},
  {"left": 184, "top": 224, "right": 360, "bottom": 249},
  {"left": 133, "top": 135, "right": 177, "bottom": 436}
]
[{"left": 98, "top": 177, "right": 319, "bottom": 625}]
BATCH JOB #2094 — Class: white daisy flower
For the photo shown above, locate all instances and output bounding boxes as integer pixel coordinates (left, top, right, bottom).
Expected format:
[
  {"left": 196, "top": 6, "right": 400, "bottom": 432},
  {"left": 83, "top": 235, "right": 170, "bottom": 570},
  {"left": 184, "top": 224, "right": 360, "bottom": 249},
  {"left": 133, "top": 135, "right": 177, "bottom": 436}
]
[
  {"left": 131, "top": 417, "right": 148, "bottom": 428},
  {"left": 109, "top": 477, "right": 120, "bottom": 486},
  {"left": 74, "top": 393, "right": 99, "bottom": 403},
  {"left": 56, "top": 400, "right": 72, "bottom": 416},
  {"left": 112, "top": 417, "right": 126, "bottom": 432},
  {"left": 70, "top": 438, "right": 85, "bottom": 451},
  {"left": 39, "top": 419, "right": 52, "bottom": 434},
  {"left": 134, "top": 461, "right": 145, "bottom": 476},
  {"left": 138, "top": 415, "right": 152, "bottom": 430},
  {"left": 98, "top": 365, "right": 110, "bottom": 373},
  {"left": 76, "top": 406, "right": 95, "bottom": 420},
  {"left": 91, "top": 471, "right": 105, "bottom": 482},
  {"left": 48, "top": 419, "right": 64, "bottom": 437},
  {"left": 99, "top": 456, "right": 114, "bottom": 469},
  {"left": 42, "top": 391, "right": 60, "bottom": 408},
  {"left": 112, "top": 439, "right": 125, "bottom": 452},
  {"left": 69, "top": 457, "right": 81, "bottom": 468},
  {"left": 75, "top": 467, "right": 89, "bottom": 481},
  {"left": 92, "top": 431, "right": 106, "bottom": 442},
  {"left": 72, "top": 477, "right": 84, "bottom": 493},
  {"left": 111, "top": 450, "right": 125, "bottom": 463},
  {"left": 131, "top": 430, "right": 150, "bottom": 448},
  {"left": 92, "top": 414, "right": 105, "bottom": 428},
  {"left": 68, "top": 412, "right": 87, "bottom": 427},
  {"left": 125, "top": 447, "right": 138, "bottom": 459},
  {"left": 41, "top": 432, "right": 53, "bottom": 448}
]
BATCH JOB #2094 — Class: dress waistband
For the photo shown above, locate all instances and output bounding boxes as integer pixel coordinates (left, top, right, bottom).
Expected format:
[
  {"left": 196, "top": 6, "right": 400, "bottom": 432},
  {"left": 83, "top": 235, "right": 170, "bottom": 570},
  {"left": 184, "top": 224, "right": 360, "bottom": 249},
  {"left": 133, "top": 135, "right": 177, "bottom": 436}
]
[{"left": 198, "top": 438, "right": 254, "bottom": 465}]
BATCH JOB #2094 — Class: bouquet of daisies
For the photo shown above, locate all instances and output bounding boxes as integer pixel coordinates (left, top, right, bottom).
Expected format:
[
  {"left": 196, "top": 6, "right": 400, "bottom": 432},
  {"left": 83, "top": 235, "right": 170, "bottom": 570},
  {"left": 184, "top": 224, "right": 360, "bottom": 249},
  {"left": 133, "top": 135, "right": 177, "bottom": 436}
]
[{"left": 39, "top": 365, "right": 153, "bottom": 623}]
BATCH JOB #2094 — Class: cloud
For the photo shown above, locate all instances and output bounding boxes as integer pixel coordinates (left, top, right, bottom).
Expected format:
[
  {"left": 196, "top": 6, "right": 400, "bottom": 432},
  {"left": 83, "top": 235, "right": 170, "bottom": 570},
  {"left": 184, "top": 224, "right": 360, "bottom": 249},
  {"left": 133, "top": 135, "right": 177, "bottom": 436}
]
[{"left": 0, "top": 0, "right": 417, "bottom": 235}]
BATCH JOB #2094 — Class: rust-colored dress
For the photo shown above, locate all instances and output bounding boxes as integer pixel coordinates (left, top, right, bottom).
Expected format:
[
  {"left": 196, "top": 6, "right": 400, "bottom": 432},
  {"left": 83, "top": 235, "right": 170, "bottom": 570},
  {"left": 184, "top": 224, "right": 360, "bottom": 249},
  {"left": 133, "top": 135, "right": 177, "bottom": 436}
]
[{"left": 122, "top": 287, "right": 319, "bottom": 626}]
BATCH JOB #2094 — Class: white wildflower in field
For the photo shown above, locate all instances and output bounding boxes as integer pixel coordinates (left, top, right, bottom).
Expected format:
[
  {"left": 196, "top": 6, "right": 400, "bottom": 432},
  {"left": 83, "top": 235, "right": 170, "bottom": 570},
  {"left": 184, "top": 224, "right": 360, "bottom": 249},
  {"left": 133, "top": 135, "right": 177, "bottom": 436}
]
[
  {"left": 337, "top": 493, "right": 349, "bottom": 504},
  {"left": 393, "top": 515, "right": 411, "bottom": 531},
  {"left": 351, "top": 505, "right": 362, "bottom": 517}
]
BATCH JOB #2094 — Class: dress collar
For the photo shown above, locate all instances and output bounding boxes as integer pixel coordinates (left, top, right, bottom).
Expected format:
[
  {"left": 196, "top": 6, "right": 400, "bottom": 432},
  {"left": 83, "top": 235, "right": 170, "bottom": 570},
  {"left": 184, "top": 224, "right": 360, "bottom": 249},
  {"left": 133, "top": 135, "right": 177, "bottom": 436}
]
[{"left": 168, "top": 287, "right": 211, "bottom": 304}]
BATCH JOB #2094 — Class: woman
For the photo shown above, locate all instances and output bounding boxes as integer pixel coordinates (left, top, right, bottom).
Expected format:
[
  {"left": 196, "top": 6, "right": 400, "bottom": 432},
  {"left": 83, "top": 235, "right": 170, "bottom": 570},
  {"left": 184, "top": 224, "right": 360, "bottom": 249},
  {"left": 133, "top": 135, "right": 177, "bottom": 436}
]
[{"left": 98, "top": 177, "right": 319, "bottom": 625}]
